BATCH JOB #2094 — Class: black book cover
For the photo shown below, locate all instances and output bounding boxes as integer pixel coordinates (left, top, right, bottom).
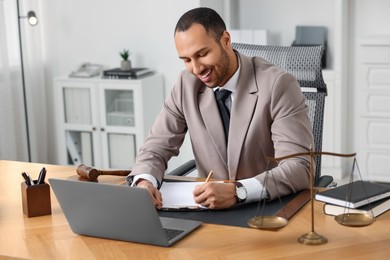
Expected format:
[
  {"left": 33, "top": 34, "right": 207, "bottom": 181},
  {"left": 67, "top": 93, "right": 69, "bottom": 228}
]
[
  {"left": 315, "top": 180, "right": 390, "bottom": 208},
  {"left": 102, "top": 68, "right": 152, "bottom": 78}
]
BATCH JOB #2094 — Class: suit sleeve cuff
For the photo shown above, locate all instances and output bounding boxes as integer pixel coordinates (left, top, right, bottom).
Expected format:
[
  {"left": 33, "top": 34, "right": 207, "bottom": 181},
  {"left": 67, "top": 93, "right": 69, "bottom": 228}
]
[
  {"left": 239, "top": 178, "right": 269, "bottom": 203},
  {"left": 126, "top": 174, "right": 159, "bottom": 188}
]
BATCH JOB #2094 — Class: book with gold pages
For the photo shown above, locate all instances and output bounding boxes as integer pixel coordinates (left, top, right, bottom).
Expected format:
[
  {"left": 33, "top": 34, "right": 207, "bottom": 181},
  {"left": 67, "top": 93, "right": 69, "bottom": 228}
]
[
  {"left": 323, "top": 197, "right": 390, "bottom": 217},
  {"left": 315, "top": 180, "right": 390, "bottom": 208}
]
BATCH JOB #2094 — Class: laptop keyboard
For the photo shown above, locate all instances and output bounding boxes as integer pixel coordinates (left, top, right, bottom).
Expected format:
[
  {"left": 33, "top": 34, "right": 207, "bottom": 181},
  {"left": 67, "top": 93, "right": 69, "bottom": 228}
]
[{"left": 164, "top": 228, "right": 185, "bottom": 240}]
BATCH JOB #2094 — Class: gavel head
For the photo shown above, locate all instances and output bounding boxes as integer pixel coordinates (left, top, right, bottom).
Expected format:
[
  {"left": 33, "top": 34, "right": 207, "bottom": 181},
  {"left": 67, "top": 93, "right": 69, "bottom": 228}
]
[{"left": 76, "top": 164, "right": 100, "bottom": 181}]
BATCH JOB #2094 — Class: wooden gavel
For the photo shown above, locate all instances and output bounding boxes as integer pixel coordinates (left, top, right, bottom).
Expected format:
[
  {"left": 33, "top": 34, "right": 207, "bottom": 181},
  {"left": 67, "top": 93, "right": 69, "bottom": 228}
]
[{"left": 76, "top": 164, "right": 131, "bottom": 181}]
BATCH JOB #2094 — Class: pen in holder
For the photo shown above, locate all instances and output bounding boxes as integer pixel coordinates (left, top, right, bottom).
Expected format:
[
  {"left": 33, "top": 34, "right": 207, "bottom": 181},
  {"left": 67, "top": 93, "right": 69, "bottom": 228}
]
[{"left": 21, "top": 181, "right": 52, "bottom": 217}]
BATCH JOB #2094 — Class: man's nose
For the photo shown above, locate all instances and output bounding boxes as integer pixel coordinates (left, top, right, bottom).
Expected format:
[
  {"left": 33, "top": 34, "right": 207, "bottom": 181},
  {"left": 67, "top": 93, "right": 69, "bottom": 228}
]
[{"left": 190, "top": 60, "right": 204, "bottom": 75}]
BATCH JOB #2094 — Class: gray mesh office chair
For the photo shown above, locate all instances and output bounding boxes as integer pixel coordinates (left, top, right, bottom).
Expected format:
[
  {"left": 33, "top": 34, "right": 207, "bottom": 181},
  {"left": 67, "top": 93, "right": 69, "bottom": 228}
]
[{"left": 169, "top": 43, "right": 333, "bottom": 187}]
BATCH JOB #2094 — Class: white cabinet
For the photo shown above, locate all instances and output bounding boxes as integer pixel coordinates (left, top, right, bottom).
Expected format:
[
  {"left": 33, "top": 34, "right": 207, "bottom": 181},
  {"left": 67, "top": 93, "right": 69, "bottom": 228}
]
[
  {"left": 54, "top": 74, "right": 164, "bottom": 169},
  {"left": 356, "top": 35, "right": 390, "bottom": 182}
]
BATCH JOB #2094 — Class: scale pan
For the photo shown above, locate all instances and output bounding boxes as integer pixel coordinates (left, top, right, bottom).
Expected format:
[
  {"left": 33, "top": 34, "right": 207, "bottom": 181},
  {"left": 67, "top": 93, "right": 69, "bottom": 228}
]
[
  {"left": 335, "top": 213, "right": 375, "bottom": 227},
  {"left": 248, "top": 216, "right": 288, "bottom": 230}
]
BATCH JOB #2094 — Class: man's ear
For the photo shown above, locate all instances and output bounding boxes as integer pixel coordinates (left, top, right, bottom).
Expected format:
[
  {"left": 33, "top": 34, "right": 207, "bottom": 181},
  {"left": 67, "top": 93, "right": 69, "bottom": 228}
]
[{"left": 220, "top": 31, "right": 231, "bottom": 47}]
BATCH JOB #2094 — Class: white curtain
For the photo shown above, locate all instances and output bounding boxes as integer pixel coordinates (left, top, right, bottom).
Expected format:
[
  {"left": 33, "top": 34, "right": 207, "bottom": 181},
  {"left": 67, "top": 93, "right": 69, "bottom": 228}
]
[{"left": 0, "top": 0, "right": 47, "bottom": 162}]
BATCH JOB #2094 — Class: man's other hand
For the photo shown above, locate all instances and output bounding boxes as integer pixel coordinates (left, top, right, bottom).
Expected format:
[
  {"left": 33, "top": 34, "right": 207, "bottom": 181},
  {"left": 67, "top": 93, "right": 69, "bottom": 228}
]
[{"left": 136, "top": 179, "right": 163, "bottom": 209}]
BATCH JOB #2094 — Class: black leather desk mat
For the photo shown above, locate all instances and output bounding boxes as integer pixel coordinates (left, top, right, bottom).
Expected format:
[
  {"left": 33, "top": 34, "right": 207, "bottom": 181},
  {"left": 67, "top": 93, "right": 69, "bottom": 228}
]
[{"left": 158, "top": 192, "right": 299, "bottom": 228}]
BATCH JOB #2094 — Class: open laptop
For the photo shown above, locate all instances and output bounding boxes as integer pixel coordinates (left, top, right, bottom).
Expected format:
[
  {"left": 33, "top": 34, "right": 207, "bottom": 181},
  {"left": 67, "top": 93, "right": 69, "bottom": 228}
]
[{"left": 49, "top": 178, "right": 202, "bottom": 247}]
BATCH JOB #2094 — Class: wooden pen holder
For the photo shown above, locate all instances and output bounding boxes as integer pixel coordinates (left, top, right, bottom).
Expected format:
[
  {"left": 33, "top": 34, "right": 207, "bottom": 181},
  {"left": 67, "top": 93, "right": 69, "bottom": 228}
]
[{"left": 21, "top": 182, "right": 52, "bottom": 217}]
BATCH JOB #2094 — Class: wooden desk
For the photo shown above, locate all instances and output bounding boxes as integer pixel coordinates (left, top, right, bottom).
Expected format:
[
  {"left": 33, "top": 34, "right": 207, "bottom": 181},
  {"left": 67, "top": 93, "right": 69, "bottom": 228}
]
[{"left": 0, "top": 160, "right": 389, "bottom": 259}]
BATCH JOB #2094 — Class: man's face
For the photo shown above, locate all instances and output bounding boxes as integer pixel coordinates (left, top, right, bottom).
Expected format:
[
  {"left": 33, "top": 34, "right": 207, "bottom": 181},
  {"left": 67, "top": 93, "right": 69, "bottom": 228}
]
[{"left": 174, "top": 24, "right": 231, "bottom": 87}]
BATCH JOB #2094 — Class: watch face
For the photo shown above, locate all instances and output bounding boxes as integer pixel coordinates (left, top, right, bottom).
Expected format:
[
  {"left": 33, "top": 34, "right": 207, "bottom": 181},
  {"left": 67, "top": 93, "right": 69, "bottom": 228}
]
[{"left": 236, "top": 187, "right": 247, "bottom": 200}]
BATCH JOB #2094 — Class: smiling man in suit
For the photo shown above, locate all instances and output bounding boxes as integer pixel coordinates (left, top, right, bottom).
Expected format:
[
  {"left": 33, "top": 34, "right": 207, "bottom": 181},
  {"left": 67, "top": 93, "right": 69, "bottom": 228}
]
[{"left": 126, "top": 7, "right": 313, "bottom": 210}]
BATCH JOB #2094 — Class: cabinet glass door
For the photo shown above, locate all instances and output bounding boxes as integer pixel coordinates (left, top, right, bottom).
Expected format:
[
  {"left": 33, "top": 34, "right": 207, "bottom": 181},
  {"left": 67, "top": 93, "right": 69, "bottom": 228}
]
[
  {"left": 63, "top": 88, "right": 92, "bottom": 124},
  {"left": 107, "top": 133, "right": 136, "bottom": 168},
  {"left": 105, "top": 89, "right": 135, "bottom": 127},
  {"left": 65, "top": 130, "right": 94, "bottom": 166}
]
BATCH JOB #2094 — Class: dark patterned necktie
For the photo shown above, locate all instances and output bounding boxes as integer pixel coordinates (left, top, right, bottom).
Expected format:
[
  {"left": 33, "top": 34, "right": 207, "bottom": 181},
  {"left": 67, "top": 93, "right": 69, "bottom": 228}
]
[{"left": 215, "top": 89, "right": 232, "bottom": 142}]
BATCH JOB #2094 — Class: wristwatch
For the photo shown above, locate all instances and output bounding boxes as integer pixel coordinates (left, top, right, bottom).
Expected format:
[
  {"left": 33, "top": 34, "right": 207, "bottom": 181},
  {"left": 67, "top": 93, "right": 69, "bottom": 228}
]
[{"left": 234, "top": 182, "right": 247, "bottom": 204}]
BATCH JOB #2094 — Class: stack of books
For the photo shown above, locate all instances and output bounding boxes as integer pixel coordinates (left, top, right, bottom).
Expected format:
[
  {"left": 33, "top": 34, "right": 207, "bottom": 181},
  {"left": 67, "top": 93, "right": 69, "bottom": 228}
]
[
  {"left": 315, "top": 180, "right": 390, "bottom": 217},
  {"left": 102, "top": 68, "right": 153, "bottom": 79}
]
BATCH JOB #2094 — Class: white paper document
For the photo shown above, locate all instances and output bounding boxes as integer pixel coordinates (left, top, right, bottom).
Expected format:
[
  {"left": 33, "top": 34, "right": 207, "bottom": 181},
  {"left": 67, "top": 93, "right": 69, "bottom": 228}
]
[{"left": 160, "top": 182, "right": 205, "bottom": 209}]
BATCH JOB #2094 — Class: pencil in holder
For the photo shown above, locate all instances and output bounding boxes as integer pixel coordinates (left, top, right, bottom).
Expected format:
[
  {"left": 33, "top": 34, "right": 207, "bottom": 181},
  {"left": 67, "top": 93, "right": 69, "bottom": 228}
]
[{"left": 21, "top": 181, "right": 52, "bottom": 217}]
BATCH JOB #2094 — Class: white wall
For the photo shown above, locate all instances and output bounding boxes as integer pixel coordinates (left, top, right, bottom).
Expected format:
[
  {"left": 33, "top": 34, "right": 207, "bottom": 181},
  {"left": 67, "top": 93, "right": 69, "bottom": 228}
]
[
  {"left": 236, "top": 0, "right": 335, "bottom": 69},
  {"left": 42, "top": 0, "right": 199, "bottom": 170}
]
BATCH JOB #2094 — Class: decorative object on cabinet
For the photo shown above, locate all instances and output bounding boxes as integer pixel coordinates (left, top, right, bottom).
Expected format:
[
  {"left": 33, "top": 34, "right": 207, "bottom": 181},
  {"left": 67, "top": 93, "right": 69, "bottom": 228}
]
[
  {"left": 54, "top": 74, "right": 164, "bottom": 169},
  {"left": 119, "top": 49, "right": 132, "bottom": 71},
  {"left": 69, "top": 63, "right": 104, "bottom": 78}
]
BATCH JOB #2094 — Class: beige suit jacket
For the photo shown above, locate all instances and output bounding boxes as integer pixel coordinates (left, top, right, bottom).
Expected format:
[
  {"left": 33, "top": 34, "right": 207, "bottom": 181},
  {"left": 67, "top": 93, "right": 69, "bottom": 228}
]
[{"left": 129, "top": 52, "right": 313, "bottom": 199}]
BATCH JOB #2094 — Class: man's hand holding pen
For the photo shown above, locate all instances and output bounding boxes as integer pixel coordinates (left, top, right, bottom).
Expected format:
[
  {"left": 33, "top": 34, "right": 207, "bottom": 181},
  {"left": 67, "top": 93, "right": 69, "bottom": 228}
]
[{"left": 193, "top": 171, "right": 237, "bottom": 209}]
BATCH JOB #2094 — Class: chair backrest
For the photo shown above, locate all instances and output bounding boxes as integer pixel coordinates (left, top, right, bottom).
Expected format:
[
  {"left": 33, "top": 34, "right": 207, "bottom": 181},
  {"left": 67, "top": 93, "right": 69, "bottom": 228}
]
[{"left": 231, "top": 43, "right": 327, "bottom": 184}]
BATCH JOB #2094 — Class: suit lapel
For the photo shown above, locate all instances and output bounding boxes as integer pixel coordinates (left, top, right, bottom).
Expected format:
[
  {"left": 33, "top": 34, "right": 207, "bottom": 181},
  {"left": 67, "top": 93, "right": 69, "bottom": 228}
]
[
  {"left": 199, "top": 54, "right": 259, "bottom": 177},
  {"left": 228, "top": 55, "right": 259, "bottom": 180},
  {"left": 199, "top": 87, "right": 228, "bottom": 166}
]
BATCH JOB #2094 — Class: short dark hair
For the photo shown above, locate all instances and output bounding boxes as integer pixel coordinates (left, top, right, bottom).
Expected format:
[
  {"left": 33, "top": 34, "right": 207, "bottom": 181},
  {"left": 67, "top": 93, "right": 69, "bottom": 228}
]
[{"left": 174, "top": 7, "right": 226, "bottom": 41}]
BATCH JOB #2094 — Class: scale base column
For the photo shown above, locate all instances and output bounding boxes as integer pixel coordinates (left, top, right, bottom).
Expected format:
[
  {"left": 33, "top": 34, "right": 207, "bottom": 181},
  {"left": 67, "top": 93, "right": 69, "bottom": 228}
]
[{"left": 298, "top": 231, "right": 328, "bottom": 245}]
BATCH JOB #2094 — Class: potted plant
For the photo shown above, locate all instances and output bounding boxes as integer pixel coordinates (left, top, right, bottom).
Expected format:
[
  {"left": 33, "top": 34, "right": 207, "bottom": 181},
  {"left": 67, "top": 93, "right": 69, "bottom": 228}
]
[{"left": 120, "top": 49, "right": 131, "bottom": 70}]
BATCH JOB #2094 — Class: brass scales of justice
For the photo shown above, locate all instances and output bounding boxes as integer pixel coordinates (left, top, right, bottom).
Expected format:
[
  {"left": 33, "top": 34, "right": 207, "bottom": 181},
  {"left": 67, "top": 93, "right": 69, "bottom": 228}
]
[{"left": 247, "top": 147, "right": 376, "bottom": 245}]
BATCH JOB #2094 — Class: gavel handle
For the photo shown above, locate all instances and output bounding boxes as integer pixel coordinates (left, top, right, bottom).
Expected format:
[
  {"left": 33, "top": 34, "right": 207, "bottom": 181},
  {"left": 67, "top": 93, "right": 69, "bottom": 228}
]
[{"left": 98, "top": 169, "right": 131, "bottom": 176}]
